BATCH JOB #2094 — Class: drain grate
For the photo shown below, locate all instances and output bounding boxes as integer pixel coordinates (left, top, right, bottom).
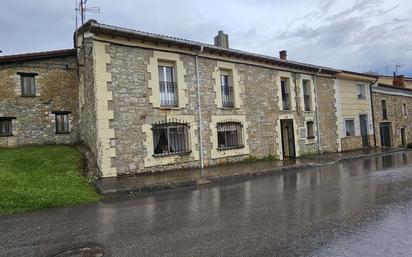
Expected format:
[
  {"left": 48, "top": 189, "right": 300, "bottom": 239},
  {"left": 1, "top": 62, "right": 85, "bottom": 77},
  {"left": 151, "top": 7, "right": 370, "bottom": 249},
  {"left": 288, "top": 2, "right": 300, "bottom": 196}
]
[{"left": 52, "top": 246, "right": 105, "bottom": 257}]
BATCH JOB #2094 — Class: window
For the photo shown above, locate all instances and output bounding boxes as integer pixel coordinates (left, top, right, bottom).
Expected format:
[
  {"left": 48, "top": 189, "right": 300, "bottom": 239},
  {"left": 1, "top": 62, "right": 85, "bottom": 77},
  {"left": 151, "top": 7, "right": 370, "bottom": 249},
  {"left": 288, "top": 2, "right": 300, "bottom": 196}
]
[
  {"left": 281, "top": 78, "right": 291, "bottom": 110},
  {"left": 158, "top": 65, "right": 178, "bottom": 107},
  {"left": 302, "top": 80, "right": 311, "bottom": 111},
  {"left": 152, "top": 122, "right": 190, "bottom": 156},
  {"left": 217, "top": 122, "right": 244, "bottom": 150},
  {"left": 403, "top": 103, "right": 407, "bottom": 116},
  {"left": 345, "top": 119, "right": 355, "bottom": 137},
  {"left": 19, "top": 73, "right": 37, "bottom": 97},
  {"left": 220, "top": 70, "right": 234, "bottom": 108},
  {"left": 382, "top": 100, "right": 388, "bottom": 120},
  {"left": 0, "top": 118, "right": 13, "bottom": 136},
  {"left": 54, "top": 113, "right": 70, "bottom": 134},
  {"left": 357, "top": 84, "right": 366, "bottom": 99},
  {"left": 306, "top": 121, "right": 315, "bottom": 139}
]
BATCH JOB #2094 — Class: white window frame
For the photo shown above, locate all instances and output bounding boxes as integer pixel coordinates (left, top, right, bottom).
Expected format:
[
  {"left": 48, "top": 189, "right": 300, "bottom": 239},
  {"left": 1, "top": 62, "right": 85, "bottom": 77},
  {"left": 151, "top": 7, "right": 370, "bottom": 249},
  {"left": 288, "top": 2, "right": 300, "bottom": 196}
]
[{"left": 356, "top": 84, "right": 367, "bottom": 99}]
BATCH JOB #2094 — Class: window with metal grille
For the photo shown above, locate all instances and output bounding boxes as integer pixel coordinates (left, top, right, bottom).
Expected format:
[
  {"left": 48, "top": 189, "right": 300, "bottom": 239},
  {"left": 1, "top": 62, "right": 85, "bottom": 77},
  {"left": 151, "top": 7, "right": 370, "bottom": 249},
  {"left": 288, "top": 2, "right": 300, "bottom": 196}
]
[
  {"left": 345, "top": 119, "right": 355, "bottom": 137},
  {"left": 382, "top": 100, "right": 388, "bottom": 119},
  {"left": 220, "top": 70, "right": 234, "bottom": 108},
  {"left": 19, "top": 73, "right": 37, "bottom": 97},
  {"left": 152, "top": 122, "right": 190, "bottom": 156},
  {"left": 55, "top": 113, "right": 70, "bottom": 134},
  {"left": 357, "top": 84, "right": 366, "bottom": 99},
  {"left": 158, "top": 65, "right": 178, "bottom": 107},
  {"left": 281, "top": 78, "right": 291, "bottom": 110},
  {"left": 302, "top": 80, "right": 311, "bottom": 111},
  {"left": 0, "top": 118, "right": 13, "bottom": 136},
  {"left": 306, "top": 121, "right": 315, "bottom": 139},
  {"left": 217, "top": 122, "right": 244, "bottom": 150}
]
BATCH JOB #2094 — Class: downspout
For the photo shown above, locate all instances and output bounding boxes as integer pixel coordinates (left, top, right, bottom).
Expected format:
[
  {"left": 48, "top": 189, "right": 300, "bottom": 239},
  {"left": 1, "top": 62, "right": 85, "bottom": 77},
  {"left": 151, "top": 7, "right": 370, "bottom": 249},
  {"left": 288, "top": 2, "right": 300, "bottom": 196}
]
[
  {"left": 195, "top": 45, "right": 205, "bottom": 168},
  {"left": 312, "top": 68, "right": 322, "bottom": 154},
  {"left": 369, "top": 77, "right": 379, "bottom": 147}
]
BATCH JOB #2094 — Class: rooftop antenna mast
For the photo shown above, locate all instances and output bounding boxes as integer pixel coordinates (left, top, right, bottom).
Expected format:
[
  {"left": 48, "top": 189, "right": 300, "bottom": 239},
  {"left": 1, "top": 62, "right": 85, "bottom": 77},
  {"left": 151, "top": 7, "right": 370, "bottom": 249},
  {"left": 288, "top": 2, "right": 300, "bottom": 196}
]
[
  {"left": 75, "top": 0, "right": 100, "bottom": 65},
  {"left": 395, "top": 64, "right": 404, "bottom": 76}
]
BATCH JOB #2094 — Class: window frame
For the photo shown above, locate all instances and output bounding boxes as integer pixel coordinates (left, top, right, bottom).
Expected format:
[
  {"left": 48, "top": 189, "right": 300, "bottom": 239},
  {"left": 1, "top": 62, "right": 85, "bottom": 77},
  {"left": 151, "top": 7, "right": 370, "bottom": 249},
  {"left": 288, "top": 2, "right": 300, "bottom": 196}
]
[
  {"left": 53, "top": 112, "right": 70, "bottom": 134},
  {"left": 356, "top": 84, "right": 367, "bottom": 99},
  {"left": 158, "top": 64, "right": 178, "bottom": 108},
  {"left": 402, "top": 103, "right": 407, "bottom": 116},
  {"left": 306, "top": 121, "right": 315, "bottom": 139},
  {"left": 220, "top": 70, "right": 235, "bottom": 108},
  {"left": 281, "top": 78, "right": 291, "bottom": 110},
  {"left": 345, "top": 119, "right": 355, "bottom": 137},
  {"left": 382, "top": 100, "right": 388, "bottom": 120},
  {"left": 152, "top": 122, "right": 191, "bottom": 157},
  {"left": 302, "top": 79, "right": 312, "bottom": 111},
  {"left": 216, "top": 122, "right": 244, "bottom": 150},
  {"left": 18, "top": 72, "right": 37, "bottom": 97},
  {"left": 0, "top": 117, "right": 14, "bottom": 137}
]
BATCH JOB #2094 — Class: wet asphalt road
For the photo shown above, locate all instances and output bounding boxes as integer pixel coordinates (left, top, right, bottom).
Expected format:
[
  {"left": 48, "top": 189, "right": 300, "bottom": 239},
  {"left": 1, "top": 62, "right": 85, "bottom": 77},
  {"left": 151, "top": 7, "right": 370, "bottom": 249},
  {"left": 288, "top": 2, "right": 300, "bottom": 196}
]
[{"left": 1, "top": 151, "right": 412, "bottom": 257}]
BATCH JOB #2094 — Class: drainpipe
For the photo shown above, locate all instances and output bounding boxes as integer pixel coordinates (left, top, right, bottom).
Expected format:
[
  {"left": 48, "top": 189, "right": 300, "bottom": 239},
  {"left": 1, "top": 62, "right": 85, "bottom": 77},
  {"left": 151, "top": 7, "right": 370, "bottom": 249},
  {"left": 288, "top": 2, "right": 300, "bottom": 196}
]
[
  {"left": 195, "top": 45, "right": 205, "bottom": 168},
  {"left": 312, "top": 68, "right": 322, "bottom": 154},
  {"left": 369, "top": 77, "right": 379, "bottom": 147}
]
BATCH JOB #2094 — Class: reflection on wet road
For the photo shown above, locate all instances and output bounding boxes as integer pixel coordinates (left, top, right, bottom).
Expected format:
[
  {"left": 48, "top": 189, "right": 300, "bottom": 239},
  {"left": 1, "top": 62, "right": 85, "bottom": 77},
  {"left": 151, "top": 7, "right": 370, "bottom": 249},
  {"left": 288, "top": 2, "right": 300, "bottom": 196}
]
[{"left": 1, "top": 152, "right": 412, "bottom": 257}]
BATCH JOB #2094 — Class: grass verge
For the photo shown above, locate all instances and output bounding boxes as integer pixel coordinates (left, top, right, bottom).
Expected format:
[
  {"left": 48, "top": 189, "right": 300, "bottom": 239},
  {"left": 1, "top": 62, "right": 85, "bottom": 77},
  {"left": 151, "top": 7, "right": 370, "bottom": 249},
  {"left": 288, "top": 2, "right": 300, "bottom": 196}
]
[{"left": 0, "top": 145, "right": 101, "bottom": 214}]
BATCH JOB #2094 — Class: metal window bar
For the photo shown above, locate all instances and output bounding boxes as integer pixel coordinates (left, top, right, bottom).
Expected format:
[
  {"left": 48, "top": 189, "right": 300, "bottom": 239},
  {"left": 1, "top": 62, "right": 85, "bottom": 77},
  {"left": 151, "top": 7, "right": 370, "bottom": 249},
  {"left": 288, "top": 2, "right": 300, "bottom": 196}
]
[
  {"left": 217, "top": 122, "right": 244, "bottom": 150},
  {"left": 303, "top": 81, "right": 311, "bottom": 111},
  {"left": 281, "top": 80, "right": 290, "bottom": 110},
  {"left": 152, "top": 122, "right": 191, "bottom": 156},
  {"left": 382, "top": 100, "right": 388, "bottom": 119},
  {"left": 221, "top": 75, "right": 234, "bottom": 108},
  {"left": 159, "top": 66, "right": 178, "bottom": 107}
]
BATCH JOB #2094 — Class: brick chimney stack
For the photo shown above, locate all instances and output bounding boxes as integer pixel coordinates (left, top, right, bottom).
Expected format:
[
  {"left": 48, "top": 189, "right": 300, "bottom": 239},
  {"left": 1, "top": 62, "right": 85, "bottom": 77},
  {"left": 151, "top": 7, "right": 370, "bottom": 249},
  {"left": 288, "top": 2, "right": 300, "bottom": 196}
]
[
  {"left": 393, "top": 74, "right": 405, "bottom": 88},
  {"left": 214, "top": 30, "right": 229, "bottom": 49},
  {"left": 279, "top": 50, "right": 287, "bottom": 60}
]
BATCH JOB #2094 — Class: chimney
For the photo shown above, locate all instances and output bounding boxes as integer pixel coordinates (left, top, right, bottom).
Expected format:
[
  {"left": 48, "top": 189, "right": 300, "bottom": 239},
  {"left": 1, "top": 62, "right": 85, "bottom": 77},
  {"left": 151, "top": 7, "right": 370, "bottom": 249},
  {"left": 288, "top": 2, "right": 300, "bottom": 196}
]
[
  {"left": 214, "top": 30, "right": 229, "bottom": 49},
  {"left": 393, "top": 74, "right": 405, "bottom": 88},
  {"left": 279, "top": 50, "right": 287, "bottom": 60}
]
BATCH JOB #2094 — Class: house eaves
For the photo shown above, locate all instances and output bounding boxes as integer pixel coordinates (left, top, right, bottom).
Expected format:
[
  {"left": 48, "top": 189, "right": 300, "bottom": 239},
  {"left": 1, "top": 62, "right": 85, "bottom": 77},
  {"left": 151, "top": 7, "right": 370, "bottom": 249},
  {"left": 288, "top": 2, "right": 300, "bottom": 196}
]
[{"left": 76, "top": 19, "right": 340, "bottom": 75}]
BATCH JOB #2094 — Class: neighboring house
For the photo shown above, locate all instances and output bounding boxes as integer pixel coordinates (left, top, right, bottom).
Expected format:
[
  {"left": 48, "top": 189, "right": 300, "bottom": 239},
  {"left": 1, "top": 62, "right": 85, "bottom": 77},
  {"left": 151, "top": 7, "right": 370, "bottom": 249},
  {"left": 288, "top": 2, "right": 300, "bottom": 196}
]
[
  {"left": 335, "top": 71, "right": 377, "bottom": 151},
  {"left": 75, "top": 20, "right": 340, "bottom": 177},
  {"left": 372, "top": 79, "right": 412, "bottom": 148},
  {"left": 379, "top": 75, "right": 412, "bottom": 90},
  {"left": 0, "top": 49, "right": 79, "bottom": 147}
]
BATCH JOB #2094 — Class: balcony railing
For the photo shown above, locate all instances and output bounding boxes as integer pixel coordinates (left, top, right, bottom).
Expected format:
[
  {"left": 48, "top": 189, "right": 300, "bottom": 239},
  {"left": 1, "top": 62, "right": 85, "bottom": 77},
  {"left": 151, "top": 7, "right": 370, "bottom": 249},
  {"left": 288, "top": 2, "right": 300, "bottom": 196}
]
[
  {"left": 221, "top": 85, "right": 234, "bottom": 108},
  {"left": 160, "top": 81, "right": 178, "bottom": 107}
]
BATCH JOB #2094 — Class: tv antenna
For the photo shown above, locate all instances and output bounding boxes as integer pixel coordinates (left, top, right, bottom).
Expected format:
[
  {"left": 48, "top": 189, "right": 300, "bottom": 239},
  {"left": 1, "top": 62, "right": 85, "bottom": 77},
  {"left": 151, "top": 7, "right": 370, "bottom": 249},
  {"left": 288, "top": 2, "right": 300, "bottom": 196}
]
[
  {"left": 75, "top": 0, "right": 100, "bottom": 47},
  {"left": 395, "top": 64, "right": 404, "bottom": 76}
]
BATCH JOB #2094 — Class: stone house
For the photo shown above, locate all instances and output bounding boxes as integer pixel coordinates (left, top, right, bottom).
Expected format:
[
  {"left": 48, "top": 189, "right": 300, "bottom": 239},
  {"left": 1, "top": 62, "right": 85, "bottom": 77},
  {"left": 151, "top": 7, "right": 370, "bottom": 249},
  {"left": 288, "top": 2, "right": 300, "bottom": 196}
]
[
  {"left": 75, "top": 20, "right": 342, "bottom": 177},
  {"left": 2, "top": 19, "right": 409, "bottom": 178},
  {"left": 335, "top": 71, "right": 377, "bottom": 151},
  {"left": 0, "top": 49, "right": 79, "bottom": 147},
  {"left": 372, "top": 76, "right": 412, "bottom": 148}
]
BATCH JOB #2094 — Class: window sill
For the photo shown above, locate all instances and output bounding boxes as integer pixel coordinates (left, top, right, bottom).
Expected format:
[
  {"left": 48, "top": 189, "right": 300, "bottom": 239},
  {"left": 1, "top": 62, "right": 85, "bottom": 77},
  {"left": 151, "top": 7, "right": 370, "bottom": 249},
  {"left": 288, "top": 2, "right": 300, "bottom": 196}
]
[
  {"left": 0, "top": 134, "right": 13, "bottom": 137},
  {"left": 217, "top": 145, "right": 245, "bottom": 151},
  {"left": 20, "top": 95, "right": 37, "bottom": 98},
  {"left": 219, "top": 107, "right": 239, "bottom": 110},
  {"left": 56, "top": 131, "right": 70, "bottom": 135},
  {"left": 306, "top": 136, "right": 315, "bottom": 140},
  {"left": 158, "top": 106, "right": 181, "bottom": 110},
  {"left": 153, "top": 151, "right": 192, "bottom": 157}
]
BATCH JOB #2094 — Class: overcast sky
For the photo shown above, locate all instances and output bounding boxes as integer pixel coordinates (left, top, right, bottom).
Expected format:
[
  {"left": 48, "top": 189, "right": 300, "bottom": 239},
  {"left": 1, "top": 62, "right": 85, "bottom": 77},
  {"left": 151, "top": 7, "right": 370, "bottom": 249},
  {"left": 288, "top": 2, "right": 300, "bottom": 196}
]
[{"left": 1, "top": 0, "right": 411, "bottom": 76}]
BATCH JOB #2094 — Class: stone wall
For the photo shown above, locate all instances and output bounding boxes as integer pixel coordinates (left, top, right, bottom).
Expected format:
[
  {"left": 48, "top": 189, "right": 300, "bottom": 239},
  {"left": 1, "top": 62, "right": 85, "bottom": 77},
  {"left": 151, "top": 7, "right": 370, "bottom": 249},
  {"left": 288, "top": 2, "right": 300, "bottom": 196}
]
[
  {"left": 0, "top": 55, "right": 79, "bottom": 147},
  {"left": 316, "top": 76, "right": 339, "bottom": 152},
  {"left": 78, "top": 38, "right": 98, "bottom": 162},
  {"left": 105, "top": 43, "right": 329, "bottom": 175},
  {"left": 372, "top": 91, "right": 412, "bottom": 147}
]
